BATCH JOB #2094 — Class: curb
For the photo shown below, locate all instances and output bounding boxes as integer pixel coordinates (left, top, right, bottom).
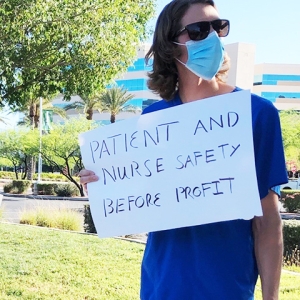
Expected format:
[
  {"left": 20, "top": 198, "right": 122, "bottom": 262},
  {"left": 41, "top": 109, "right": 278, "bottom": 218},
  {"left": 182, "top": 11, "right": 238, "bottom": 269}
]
[{"left": 1, "top": 192, "right": 88, "bottom": 201}]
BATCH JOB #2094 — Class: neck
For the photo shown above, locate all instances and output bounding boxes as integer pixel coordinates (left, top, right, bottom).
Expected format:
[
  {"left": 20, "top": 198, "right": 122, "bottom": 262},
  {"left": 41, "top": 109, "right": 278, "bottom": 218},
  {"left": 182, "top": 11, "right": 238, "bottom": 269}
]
[{"left": 178, "top": 77, "right": 221, "bottom": 103}]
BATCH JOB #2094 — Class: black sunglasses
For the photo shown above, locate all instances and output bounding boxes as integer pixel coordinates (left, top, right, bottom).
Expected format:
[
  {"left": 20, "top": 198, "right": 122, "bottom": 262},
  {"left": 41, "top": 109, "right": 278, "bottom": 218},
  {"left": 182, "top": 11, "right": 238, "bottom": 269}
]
[{"left": 176, "top": 19, "right": 230, "bottom": 41}]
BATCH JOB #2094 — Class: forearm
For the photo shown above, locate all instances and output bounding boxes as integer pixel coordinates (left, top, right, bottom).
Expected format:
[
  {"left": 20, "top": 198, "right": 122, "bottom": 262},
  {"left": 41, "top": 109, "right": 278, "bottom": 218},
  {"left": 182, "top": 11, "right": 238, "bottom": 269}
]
[{"left": 253, "top": 211, "right": 283, "bottom": 300}]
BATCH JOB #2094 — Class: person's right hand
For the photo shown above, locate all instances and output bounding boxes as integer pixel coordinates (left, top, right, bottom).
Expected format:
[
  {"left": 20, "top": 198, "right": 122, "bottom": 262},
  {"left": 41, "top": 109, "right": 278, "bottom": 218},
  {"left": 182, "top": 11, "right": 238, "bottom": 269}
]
[{"left": 78, "top": 169, "right": 99, "bottom": 195}]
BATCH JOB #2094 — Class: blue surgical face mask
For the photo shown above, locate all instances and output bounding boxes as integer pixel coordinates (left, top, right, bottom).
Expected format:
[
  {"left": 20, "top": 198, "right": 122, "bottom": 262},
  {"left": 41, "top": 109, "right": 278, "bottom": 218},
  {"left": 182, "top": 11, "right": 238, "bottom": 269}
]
[{"left": 174, "top": 31, "right": 224, "bottom": 80}]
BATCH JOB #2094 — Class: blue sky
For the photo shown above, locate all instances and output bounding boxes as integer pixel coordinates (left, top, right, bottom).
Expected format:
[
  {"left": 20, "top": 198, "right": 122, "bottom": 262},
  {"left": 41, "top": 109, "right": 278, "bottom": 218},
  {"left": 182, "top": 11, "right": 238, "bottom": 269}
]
[{"left": 148, "top": 0, "right": 300, "bottom": 64}]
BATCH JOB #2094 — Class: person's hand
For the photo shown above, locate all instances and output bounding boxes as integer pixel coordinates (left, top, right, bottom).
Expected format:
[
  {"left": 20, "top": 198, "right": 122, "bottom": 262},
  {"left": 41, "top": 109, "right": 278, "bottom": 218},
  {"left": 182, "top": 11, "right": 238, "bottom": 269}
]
[{"left": 78, "top": 169, "right": 99, "bottom": 195}]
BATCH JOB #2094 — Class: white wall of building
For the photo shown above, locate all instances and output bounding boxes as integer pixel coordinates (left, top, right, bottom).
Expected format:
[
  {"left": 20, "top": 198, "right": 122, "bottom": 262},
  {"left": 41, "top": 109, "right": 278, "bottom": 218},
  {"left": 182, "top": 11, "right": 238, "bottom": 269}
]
[{"left": 225, "top": 43, "right": 256, "bottom": 90}]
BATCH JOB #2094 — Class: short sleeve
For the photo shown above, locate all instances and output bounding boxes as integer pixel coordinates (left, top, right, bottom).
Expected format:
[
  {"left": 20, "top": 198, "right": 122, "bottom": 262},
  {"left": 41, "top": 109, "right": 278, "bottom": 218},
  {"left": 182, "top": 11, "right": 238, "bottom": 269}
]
[{"left": 252, "top": 97, "right": 288, "bottom": 199}]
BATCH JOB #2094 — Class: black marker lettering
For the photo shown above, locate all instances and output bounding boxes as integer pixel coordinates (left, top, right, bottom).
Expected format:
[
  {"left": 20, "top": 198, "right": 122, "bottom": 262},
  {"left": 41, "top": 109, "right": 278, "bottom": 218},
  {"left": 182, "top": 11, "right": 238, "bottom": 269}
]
[
  {"left": 99, "top": 140, "right": 110, "bottom": 159},
  {"left": 130, "top": 131, "right": 138, "bottom": 148},
  {"left": 108, "top": 134, "right": 122, "bottom": 155},
  {"left": 218, "top": 144, "right": 229, "bottom": 158},
  {"left": 220, "top": 177, "right": 235, "bottom": 193},
  {"left": 230, "top": 144, "right": 240, "bottom": 157},
  {"left": 158, "top": 121, "right": 180, "bottom": 141},
  {"left": 194, "top": 120, "right": 208, "bottom": 135},
  {"left": 206, "top": 149, "right": 216, "bottom": 163},
  {"left": 116, "top": 198, "right": 125, "bottom": 213},
  {"left": 144, "top": 130, "right": 157, "bottom": 147},
  {"left": 202, "top": 183, "right": 211, "bottom": 197},
  {"left": 102, "top": 167, "right": 116, "bottom": 185},
  {"left": 103, "top": 198, "right": 114, "bottom": 217},
  {"left": 228, "top": 112, "right": 239, "bottom": 127},
  {"left": 144, "top": 159, "right": 152, "bottom": 177},
  {"left": 90, "top": 141, "right": 99, "bottom": 163},
  {"left": 156, "top": 158, "right": 164, "bottom": 173},
  {"left": 176, "top": 155, "right": 185, "bottom": 169},
  {"left": 211, "top": 181, "right": 223, "bottom": 195},
  {"left": 210, "top": 115, "right": 223, "bottom": 130}
]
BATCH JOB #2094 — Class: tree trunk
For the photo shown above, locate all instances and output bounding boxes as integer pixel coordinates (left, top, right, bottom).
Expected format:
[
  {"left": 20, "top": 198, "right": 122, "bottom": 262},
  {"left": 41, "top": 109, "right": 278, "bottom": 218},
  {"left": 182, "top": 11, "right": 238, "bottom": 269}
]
[
  {"left": 27, "top": 156, "right": 35, "bottom": 180},
  {"left": 110, "top": 114, "right": 115, "bottom": 123},
  {"left": 86, "top": 109, "right": 93, "bottom": 120}
]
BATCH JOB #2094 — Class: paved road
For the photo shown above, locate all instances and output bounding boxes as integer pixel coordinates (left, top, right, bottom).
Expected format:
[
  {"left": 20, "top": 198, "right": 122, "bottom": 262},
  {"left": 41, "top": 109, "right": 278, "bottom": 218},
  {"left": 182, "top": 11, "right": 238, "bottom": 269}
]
[{"left": 1, "top": 195, "right": 89, "bottom": 223}]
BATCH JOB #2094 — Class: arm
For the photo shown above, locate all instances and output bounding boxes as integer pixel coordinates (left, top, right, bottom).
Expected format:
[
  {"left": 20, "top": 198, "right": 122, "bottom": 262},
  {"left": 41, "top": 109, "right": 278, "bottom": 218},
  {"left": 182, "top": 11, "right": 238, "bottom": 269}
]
[{"left": 252, "top": 190, "right": 283, "bottom": 300}]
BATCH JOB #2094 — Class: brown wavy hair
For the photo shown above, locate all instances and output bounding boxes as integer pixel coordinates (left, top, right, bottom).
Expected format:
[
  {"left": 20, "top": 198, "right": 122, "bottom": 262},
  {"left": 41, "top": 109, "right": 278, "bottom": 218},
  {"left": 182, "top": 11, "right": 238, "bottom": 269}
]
[{"left": 145, "top": 0, "right": 230, "bottom": 101}]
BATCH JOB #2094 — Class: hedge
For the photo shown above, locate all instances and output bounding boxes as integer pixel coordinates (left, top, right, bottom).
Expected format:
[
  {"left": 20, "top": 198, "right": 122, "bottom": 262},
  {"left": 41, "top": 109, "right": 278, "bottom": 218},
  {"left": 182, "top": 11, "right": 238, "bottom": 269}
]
[
  {"left": 283, "top": 220, "right": 300, "bottom": 266},
  {"left": 36, "top": 183, "right": 58, "bottom": 195},
  {"left": 0, "top": 171, "right": 79, "bottom": 182},
  {"left": 3, "top": 180, "right": 31, "bottom": 194},
  {"left": 280, "top": 190, "right": 300, "bottom": 213}
]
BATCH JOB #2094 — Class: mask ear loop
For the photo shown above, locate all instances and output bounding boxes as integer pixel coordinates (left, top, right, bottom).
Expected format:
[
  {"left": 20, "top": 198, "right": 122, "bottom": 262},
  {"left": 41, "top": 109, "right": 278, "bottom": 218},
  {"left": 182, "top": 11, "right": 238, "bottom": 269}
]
[
  {"left": 172, "top": 42, "right": 187, "bottom": 66},
  {"left": 173, "top": 41, "right": 186, "bottom": 46}
]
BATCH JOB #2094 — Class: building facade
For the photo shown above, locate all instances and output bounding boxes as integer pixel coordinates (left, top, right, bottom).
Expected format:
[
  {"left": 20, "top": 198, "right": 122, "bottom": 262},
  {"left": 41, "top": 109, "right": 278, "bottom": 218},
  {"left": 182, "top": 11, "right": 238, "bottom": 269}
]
[
  {"left": 52, "top": 42, "right": 300, "bottom": 124},
  {"left": 52, "top": 43, "right": 160, "bottom": 124},
  {"left": 224, "top": 43, "right": 300, "bottom": 110}
]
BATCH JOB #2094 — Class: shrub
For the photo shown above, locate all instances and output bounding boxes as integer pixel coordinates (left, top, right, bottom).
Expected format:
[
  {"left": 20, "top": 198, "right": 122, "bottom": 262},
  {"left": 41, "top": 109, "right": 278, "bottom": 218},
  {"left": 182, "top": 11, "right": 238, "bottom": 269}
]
[
  {"left": 36, "top": 183, "right": 58, "bottom": 195},
  {"left": 12, "top": 180, "right": 31, "bottom": 194},
  {"left": 83, "top": 204, "right": 97, "bottom": 233},
  {"left": 284, "top": 247, "right": 300, "bottom": 267},
  {"left": 55, "top": 184, "right": 80, "bottom": 197},
  {"left": 3, "top": 180, "right": 31, "bottom": 194},
  {"left": 283, "top": 220, "right": 300, "bottom": 253},
  {"left": 0, "top": 171, "right": 14, "bottom": 179},
  {"left": 283, "top": 220, "right": 300, "bottom": 267},
  {"left": 281, "top": 192, "right": 300, "bottom": 213},
  {"left": 20, "top": 208, "right": 82, "bottom": 231},
  {"left": 3, "top": 182, "right": 13, "bottom": 193},
  {"left": 281, "top": 189, "right": 300, "bottom": 199}
]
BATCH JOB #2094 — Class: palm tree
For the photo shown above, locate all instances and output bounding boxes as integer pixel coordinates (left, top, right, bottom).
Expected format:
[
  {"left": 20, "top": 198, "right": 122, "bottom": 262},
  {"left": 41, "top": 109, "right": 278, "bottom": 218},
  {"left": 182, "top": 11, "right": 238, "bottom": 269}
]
[
  {"left": 63, "top": 93, "right": 102, "bottom": 120},
  {"left": 100, "top": 86, "right": 138, "bottom": 123},
  {"left": 15, "top": 97, "right": 67, "bottom": 129}
]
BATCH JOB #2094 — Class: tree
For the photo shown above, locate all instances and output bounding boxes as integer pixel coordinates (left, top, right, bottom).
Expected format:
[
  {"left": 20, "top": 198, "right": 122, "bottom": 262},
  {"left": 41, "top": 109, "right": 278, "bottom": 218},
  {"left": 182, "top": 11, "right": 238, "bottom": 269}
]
[
  {"left": 100, "top": 86, "right": 138, "bottom": 123},
  {"left": 14, "top": 96, "right": 67, "bottom": 129},
  {"left": 0, "top": 0, "right": 155, "bottom": 108},
  {"left": 40, "top": 116, "right": 97, "bottom": 196},
  {"left": 279, "top": 110, "right": 300, "bottom": 168},
  {"left": 11, "top": 95, "right": 67, "bottom": 180},
  {"left": 64, "top": 93, "right": 102, "bottom": 120},
  {"left": 0, "top": 128, "right": 39, "bottom": 179},
  {"left": 0, "top": 105, "right": 9, "bottom": 125}
]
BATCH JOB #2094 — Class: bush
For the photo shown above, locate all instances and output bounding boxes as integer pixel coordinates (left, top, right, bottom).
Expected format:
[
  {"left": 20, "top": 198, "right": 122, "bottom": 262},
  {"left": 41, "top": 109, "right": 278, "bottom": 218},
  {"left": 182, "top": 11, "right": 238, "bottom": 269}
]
[
  {"left": 0, "top": 171, "right": 14, "bottom": 179},
  {"left": 20, "top": 208, "right": 83, "bottom": 231},
  {"left": 0, "top": 171, "right": 80, "bottom": 182},
  {"left": 283, "top": 220, "right": 300, "bottom": 266},
  {"left": 12, "top": 180, "right": 31, "bottom": 194},
  {"left": 36, "top": 183, "right": 58, "bottom": 195},
  {"left": 281, "top": 189, "right": 300, "bottom": 199},
  {"left": 55, "top": 184, "right": 80, "bottom": 197},
  {"left": 83, "top": 204, "right": 97, "bottom": 233},
  {"left": 281, "top": 191, "right": 300, "bottom": 213},
  {"left": 283, "top": 220, "right": 300, "bottom": 253},
  {"left": 3, "top": 182, "right": 13, "bottom": 193},
  {"left": 4, "top": 180, "right": 31, "bottom": 194}
]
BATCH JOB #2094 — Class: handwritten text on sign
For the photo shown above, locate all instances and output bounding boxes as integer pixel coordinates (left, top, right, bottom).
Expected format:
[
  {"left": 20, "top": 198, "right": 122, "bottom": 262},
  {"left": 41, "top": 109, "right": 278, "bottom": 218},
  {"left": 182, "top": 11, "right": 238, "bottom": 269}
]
[{"left": 79, "top": 90, "right": 262, "bottom": 238}]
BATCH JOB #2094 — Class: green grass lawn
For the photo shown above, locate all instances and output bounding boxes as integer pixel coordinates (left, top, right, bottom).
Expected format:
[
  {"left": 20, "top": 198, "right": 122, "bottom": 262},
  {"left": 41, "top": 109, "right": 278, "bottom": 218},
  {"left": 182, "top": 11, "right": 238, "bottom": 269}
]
[{"left": 0, "top": 223, "right": 299, "bottom": 300}]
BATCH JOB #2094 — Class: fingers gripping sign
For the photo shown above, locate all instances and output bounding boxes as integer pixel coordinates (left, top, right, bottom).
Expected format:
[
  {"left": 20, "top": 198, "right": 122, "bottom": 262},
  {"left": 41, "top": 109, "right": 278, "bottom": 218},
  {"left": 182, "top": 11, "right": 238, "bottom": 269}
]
[{"left": 78, "top": 170, "right": 99, "bottom": 195}]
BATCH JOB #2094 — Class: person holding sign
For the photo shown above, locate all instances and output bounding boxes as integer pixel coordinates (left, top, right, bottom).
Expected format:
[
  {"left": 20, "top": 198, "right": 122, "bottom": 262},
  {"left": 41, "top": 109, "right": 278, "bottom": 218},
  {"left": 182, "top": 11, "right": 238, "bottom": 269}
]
[{"left": 79, "top": 0, "right": 288, "bottom": 299}]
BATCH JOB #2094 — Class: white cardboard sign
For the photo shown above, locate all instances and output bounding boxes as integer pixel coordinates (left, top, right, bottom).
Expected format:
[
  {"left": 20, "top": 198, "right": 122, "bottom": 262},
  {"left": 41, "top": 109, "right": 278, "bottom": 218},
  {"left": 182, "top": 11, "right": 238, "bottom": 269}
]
[{"left": 79, "top": 90, "right": 262, "bottom": 238}]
